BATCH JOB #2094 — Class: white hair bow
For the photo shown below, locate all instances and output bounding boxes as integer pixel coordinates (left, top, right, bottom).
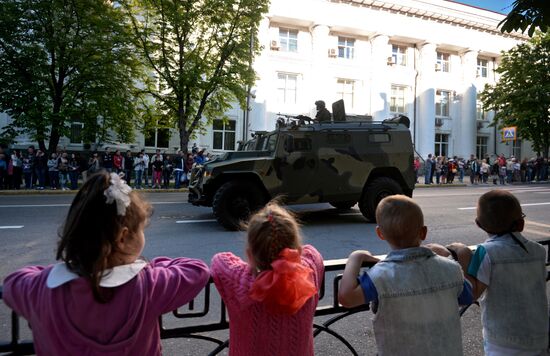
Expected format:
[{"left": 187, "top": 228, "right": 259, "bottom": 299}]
[{"left": 104, "top": 173, "right": 132, "bottom": 215}]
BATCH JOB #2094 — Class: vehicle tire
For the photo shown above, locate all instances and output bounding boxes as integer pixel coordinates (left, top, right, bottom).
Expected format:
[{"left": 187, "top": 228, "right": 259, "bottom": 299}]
[
  {"left": 329, "top": 201, "right": 357, "bottom": 210},
  {"left": 359, "top": 177, "right": 403, "bottom": 222},
  {"left": 212, "top": 181, "right": 265, "bottom": 231}
]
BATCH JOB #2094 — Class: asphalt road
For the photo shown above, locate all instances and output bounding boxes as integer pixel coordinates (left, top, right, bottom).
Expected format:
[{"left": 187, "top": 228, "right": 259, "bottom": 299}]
[{"left": 0, "top": 184, "right": 549, "bottom": 355}]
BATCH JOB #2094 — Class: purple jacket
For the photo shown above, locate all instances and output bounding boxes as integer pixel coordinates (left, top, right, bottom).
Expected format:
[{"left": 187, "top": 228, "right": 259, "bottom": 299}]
[{"left": 3, "top": 257, "right": 209, "bottom": 355}]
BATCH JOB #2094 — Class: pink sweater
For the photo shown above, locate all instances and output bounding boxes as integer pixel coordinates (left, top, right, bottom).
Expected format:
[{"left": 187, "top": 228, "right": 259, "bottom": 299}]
[
  {"left": 211, "top": 245, "right": 324, "bottom": 356},
  {"left": 3, "top": 257, "right": 209, "bottom": 356}
]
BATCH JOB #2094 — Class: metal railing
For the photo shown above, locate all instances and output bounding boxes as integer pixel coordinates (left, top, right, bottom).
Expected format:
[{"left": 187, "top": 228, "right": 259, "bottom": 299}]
[{"left": 2, "top": 239, "right": 549, "bottom": 355}]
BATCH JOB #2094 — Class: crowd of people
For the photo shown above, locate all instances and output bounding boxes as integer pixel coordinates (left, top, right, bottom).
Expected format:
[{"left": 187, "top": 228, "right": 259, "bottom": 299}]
[
  {"left": 419, "top": 153, "right": 550, "bottom": 185},
  {"left": 0, "top": 144, "right": 210, "bottom": 190},
  {"left": 2, "top": 171, "right": 546, "bottom": 355}
]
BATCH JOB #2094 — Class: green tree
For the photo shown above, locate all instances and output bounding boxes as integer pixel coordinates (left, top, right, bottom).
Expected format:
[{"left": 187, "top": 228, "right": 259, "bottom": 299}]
[
  {"left": 0, "top": 0, "right": 146, "bottom": 154},
  {"left": 480, "top": 32, "right": 550, "bottom": 157},
  {"left": 499, "top": 0, "right": 550, "bottom": 36},
  {"left": 123, "top": 0, "right": 269, "bottom": 152}
]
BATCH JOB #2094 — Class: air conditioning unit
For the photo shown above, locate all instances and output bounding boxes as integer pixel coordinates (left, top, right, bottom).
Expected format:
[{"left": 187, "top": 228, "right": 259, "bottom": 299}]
[
  {"left": 270, "top": 40, "right": 280, "bottom": 50},
  {"left": 387, "top": 56, "right": 396, "bottom": 66},
  {"left": 328, "top": 48, "right": 337, "bottom": 57},
  {"left": 477, "top": 121, "right": 484, "bottom": 130},
  {"left": 435, "top": 63, "right": 442, "bottom": 72},
  {"left": 435, "top": 118, "right": 443, "bottom": 126}
]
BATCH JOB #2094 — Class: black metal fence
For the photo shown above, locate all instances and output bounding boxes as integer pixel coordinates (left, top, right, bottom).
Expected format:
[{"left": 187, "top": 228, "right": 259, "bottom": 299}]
[{"left": 2, "top": 239, "right": 549, "bottom": 355}]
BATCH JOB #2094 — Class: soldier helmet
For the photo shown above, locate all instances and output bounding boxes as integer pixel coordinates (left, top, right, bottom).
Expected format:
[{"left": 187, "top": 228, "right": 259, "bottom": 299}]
[{"left": 314, "top": 100, "right": 326, "bottom": 109}]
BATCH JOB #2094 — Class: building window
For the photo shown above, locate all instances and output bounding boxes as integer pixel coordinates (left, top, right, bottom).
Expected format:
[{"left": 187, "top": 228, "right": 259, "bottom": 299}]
[
  {"left": 277, "top": 73, "right": 298, "bottom": 104},
  {"left": 476, "top": 100, "right": 486, "bottom": 121},
  {"left": 336, "top": 79, "right": 354, "bottom": 107},
  {"left": 476, "top": 136, "right": 488, "bottom": 159},
  {"left": 144, "top": 123, "right": 170, "bottom": 148},
  {"left": 512, "top": 139, "right": 522, "bottom": 159},
  {"left": 69, "top": 122, "right": 84, "bottom": 144},
  {"left": 436, "top": 52, "right": 450, "bottom": 72},
  {"left": 390, "top": 85, "right": 407, "bottom": 114},
  {"left": 435, "top": 90, "right": 450, "bottom": 117},
  {"left": 338, "top": 37, "right": 355, "bottom": 59},
  {"left": 279, "top": 28, "right": 298, "bottom": 52},
  {"left": 477, "top": 59, "right": 488, "bottom": 78},
  {"left": 434, "top": 133, "right": 449, "bottom": 157},
  {"left": 391, "top": 45, "right": 407, "bottom": 66},
  {"left": 213, "top": 119, "right": 236, "bottom": 151}
]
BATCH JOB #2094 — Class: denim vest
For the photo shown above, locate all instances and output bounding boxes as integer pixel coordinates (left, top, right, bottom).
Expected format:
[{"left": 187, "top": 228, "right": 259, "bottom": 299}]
[
  {"left": 480, "top": 233, "right": 548, "bottom": 351},
  {"left": 368, "top": 247, "right": 464, "bottom": 356}
]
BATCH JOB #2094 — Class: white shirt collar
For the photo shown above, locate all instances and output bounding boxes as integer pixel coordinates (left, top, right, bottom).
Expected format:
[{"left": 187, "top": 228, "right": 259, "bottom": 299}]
[{"left": 46, "top": 260, "right": 148, "bottom": 289}]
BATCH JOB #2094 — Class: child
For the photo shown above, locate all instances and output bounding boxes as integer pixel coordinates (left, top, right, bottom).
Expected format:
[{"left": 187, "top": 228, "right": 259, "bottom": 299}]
[
  {"left": 339, "top": 195, "right": 471, "bottom": 356},
  {"left": 450, "top": 190, "right": 548, "bottom": 355},
  {"left": 210, "top": 203, "right": 324, "bottom": 356},
  {"left": 3, "top": 172, "right": 209, "bottom": 355}
]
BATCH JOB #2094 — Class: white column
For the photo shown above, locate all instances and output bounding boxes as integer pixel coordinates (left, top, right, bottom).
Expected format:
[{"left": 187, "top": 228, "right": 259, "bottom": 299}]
[
  {"left": 459, "top": 49, "right": 478, "bottom": 159},
  {"left": 310, "top": 24, "right": 330, "bottom": 103},
  {"left": 370, "top": 35, "right": 390, "bottom": 120},
  {"left": 417, "top": 42, "right": 436, "bottom": 158}
]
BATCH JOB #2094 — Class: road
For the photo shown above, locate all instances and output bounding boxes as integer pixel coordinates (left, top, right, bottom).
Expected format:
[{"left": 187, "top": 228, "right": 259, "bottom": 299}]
[{"left": 0, "top": 184, "right": 549, "bottom": 355}]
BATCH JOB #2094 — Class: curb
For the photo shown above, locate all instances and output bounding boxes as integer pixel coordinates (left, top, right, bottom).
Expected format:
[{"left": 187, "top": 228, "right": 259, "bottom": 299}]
[{"left": 0, "top": 188, "right": 189, "bottom": 195}]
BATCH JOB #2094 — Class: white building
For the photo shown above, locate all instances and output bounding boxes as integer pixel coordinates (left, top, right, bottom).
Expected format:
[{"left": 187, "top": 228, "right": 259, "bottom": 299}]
[{"left": 1, "top": 0, "right": 532, "bottom": 160}]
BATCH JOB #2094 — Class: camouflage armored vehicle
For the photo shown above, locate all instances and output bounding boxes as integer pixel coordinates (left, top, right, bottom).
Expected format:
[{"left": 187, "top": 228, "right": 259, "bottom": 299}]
[{"left": 188, "top": 101, "right": 416, "bottom": 230}]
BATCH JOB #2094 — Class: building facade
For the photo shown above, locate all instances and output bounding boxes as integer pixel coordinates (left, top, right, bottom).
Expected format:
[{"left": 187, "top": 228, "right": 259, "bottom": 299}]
[{"left": 1, "top": 0, "right": 531, "bottom": 160}]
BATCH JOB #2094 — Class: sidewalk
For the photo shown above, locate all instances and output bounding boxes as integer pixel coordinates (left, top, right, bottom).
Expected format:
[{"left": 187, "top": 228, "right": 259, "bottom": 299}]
[{"left": 0, "top": 187, "right": 190, "bottom": 195}]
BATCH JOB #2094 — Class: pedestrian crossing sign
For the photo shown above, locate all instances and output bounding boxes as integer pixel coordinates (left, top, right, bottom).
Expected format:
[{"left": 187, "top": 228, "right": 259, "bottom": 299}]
[{"left": 502, "top": 126, "right": 517, "bottom": 142}]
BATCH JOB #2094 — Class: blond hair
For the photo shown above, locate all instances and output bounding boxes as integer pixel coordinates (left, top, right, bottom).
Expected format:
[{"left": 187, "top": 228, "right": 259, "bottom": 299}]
[
  {"left": 375, "top": 195, "right": 424, "bottom": 247},
  {"left": 477, "top": 190, "right": 522, "bottom": 234},
  {"left": 247, "top": 202, "right": 302, "bottom": 271}
]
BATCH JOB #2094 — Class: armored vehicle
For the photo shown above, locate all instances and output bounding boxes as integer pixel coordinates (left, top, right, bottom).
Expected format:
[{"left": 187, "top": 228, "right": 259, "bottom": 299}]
[{"left": 188, "top": 101, "right": 416, "bottom": 230}]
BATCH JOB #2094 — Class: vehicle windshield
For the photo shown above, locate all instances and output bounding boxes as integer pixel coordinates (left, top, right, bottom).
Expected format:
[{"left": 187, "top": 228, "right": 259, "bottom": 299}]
[{"left": 239, "top": 132, "right": 277, "bottom": 152}]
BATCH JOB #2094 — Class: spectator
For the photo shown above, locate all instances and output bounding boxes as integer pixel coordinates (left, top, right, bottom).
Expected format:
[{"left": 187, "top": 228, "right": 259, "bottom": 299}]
[
  {"left": 47, "top": 153, "right": 59, "bottom": 190},
  {"left": 68, "top": 153, "right": 80, "bottom": 190},
  {"left": 26, "top": 145, "right": 36, "bottom": 187},
  {"left": 435, "top": 156, "right": 443, "bottom": 185},
  {"left": 113, "top": 150, "right": 123, "bottom": 174},
  {"left": 520, "top": 158, "right": 528, "bottom": 182},
  {"left": 173, "top": 151, "right": 185, "bottom": 189},
  {"left": 151, "top": 152, "right": 163, "bottom": 189},
  {"left": 413, "top": 157, "right": 420, "bottom": 183},
  {"left": 133, "top": 152, "right": 145, "bottom": 189},
  {"left": 194, "top": 149, "right": 206, "bottom": 165},
  {"left": 2, "top": 172, "right": 209, "bottom": 355},
  {"left": 457, "top": 157, "right": 465, "bottom": 183},
  {"left": 480, "top": 159, "right": 490, "bottom": 184},
  {"left": 339, "top": 195, "right": 471, "bottom": 355},
  {"left": 448, "top": 191, "right": 548, "bottom": 355},
  {"left": 141, "top": 149, "right": 150, "bottom": 188},
  {"left": 123, "top": 150, "right": 133, "bottom": 186},
  {"left": 58, "top": 152, "right": 70, "bottom": 191},
  {"left": 22, "top": 155, "right": 33, "bottom": 189},
  {"left": 0, "top": 153, "right": 6, "bottom": 189},
  {"left": 184, "top": 153, "right": 194, "bottom": 187},
  {"left": 506, "top": 157, "right": 514, "bottom": 183},
  {"left": 34, "top": 150, "right": 47, "bottom": 190},
  {"left": 162, "top": 154, "right": 173, "bottom": 189},
  {"left": 9, "top": 150, "right": 23, "bottom": 190},
  {"left": 101, "top": 147, "right": 113, "bottom": 172},
  {"left": 87, "top": 152, "right": 100, "bottom": 178},
  {"left": 512, "top": 158, "right": 521, "bottom": 183},
  {"left": 424, "top": 154, "right": 433, "bottom": 185},
  {"left": 211, "top": 202, "right": 323, "bottom": 356}
]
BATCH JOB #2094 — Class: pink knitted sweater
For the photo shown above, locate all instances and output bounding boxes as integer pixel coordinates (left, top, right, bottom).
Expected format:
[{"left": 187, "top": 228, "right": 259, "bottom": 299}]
[{"left": 211, "top": 245, "right": 324, "bottom": 356}]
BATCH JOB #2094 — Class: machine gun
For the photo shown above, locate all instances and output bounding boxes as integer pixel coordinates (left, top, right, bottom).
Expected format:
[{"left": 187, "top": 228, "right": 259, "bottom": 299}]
[{"left": 276, "top": 113, "right": 314, "bottom": 128}]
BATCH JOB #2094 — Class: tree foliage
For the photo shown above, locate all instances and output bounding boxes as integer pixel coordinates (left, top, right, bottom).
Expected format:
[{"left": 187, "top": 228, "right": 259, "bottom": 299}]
[
  {"left": 479, "top": 32, "right": 550, "bottom": 157},
  {"left": 123, "top": 0, "right": 269, "bottom": 152},
  {"left": 499, "top": 0, "right": 550, "bottom": 36},
  {"left": 0, "top": 0, "right": 146, "bottom": 153}
]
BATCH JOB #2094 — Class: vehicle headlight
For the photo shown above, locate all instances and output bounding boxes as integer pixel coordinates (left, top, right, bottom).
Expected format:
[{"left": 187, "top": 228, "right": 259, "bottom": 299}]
[{"left": 204, "top": 170, "right": 212, "bottom": 178}]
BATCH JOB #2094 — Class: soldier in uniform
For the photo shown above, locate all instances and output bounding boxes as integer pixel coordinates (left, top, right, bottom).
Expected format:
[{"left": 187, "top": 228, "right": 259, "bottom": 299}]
[{"left": 314, "top": 100, "right": 331, "bottom": 122}]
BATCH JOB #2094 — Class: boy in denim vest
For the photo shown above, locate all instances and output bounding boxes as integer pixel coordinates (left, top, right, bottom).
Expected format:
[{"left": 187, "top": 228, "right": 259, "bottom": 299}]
[
  {"left": 451, "top": 190, "right": 548, "bottom": 355},
  {"left": 339, "top": 195, "right": 472, "bottom": 356}
]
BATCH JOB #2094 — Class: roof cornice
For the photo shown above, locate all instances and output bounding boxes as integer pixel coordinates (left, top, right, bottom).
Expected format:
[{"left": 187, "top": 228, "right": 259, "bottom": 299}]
[{"left": 330, "top": 0, "right": 528, "bottom": 41}]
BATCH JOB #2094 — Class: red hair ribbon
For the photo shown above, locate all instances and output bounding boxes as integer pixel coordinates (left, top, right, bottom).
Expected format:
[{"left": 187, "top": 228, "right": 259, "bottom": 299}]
[{"left": 249, "top": 248, "right": 317, "bottom": 315}]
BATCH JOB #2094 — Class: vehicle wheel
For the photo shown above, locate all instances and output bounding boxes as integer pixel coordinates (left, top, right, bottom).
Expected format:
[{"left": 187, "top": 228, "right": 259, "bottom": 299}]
[
  {"left": 329, "top": 201, "right": 357, "bottom": 210},
  {"left": 359, "top": 177, "right": 403, "bottom": 222},
  {"left": 212, "top": 181, "right": 265, "bottom": 231}
]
